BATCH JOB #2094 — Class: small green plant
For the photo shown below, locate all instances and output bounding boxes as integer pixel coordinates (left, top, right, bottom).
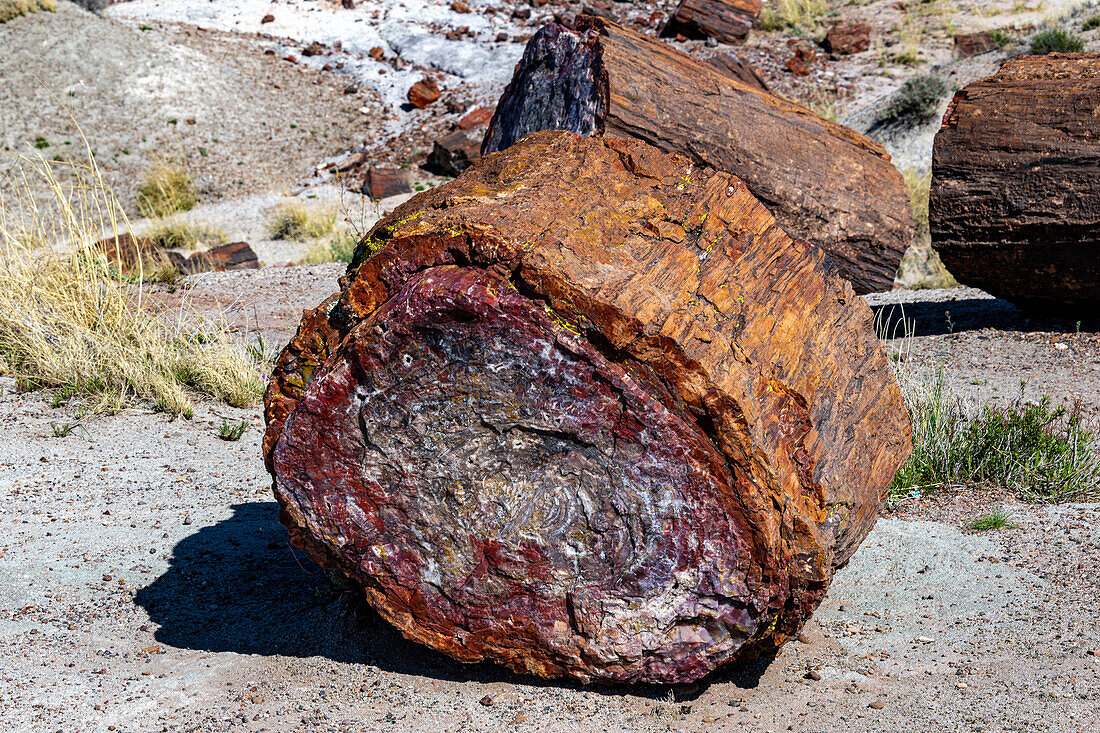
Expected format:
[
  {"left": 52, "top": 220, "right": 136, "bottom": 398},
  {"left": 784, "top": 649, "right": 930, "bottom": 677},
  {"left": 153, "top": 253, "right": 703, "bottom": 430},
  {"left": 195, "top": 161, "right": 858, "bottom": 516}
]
[
  {"left": 245, "top": 335, "right": 281, "bottom": 364},
  {"left": 966, "top": 507, "right": 1017, "bottom": 532},
  {"left": 0, "top": 0, "right": 56, "bottom": 23},
  {"left": 875, "top": 74, "right": 949, "bottom": 128},
  {"left": 757, "top": 0, "right": 829, "bottom": 33},
  {"left": 1084, "top": 16, "right": 1100, "bottom": 32},
  {"left": 50, "top": 421, "right": 76, "bottom": 438},
  {"left": 33, "top": 136, "right": 49, "bottom": 149},
  {"left": 989, "top": 28, "right": 1012, "bottom": 47},
  {"left": 145, "top": 220, "right": 227, "bottom": 251},
  {"left": 136, "top": 163, "right": 198, "bottom": 218},
  {"left": 891, "top": 365, "right": 1100, "bottom": 500},
  {"left": 217, "top": 419, "right": 248, "bottom": 441},
  {"left": 1030, "top": 27, "right": 1084, "bottom": 54},
  {"left": 266, "top": 202, "right": 336, "bottom": 241}
]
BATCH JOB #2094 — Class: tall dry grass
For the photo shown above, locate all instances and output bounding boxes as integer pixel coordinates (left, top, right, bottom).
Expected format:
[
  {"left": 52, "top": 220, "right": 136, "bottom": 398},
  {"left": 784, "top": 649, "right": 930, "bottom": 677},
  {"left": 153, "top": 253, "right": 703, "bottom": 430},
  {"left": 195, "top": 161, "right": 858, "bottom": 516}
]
[{"left": 0, "top": 144, "right": 264, "bottom": 417}]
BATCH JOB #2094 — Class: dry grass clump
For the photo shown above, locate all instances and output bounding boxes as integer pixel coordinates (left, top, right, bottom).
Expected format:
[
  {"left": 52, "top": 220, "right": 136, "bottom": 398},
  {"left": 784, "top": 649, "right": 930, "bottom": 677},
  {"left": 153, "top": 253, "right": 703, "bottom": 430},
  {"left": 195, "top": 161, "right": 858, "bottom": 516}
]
[
  {"left": 0, "top": 148, "right": 264, "bottom": 417},
  {"left": 300, "top": 230, "right": 358, "bottom": 265},
  {"left": 145, "top": 220, "right": 227, "bottom": 251},
  {"left": 0, "top": 0, "right": 56, "bottom": 23},
  {"left": 267, "top": 202, "right": 337, "bottom": 241},
  {"left": 758, "top": 0, "right": 829, "bottom": 33},
  {"left": 136, "top": 162, "right": 198, "bottom": 218}
]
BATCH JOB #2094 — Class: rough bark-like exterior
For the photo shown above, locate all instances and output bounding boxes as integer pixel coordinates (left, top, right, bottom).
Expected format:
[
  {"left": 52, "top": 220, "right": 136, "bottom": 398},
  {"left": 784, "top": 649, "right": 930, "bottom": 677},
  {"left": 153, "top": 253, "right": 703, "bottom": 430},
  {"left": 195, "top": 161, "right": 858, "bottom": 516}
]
[
  {"left": 706, "top": 51, "right": 769, "bottom": 92},
  {"left": 930, "top": 53, "right": 1100, "bottom": 309},
  {"left": 264, "top": 132, "right": 911, "bottom": 684},
  {"left": 822, "top": 23, "right": 871, "bottom": 55},
  {"left": 662, "top": 0, "right": 761, "bottom": 43},
  {"left": 426, "top": 129, "right": 482, "bottom": 176},
  {"left": 187, "top": 241, "right": 258, "bottom": 272},
  {"left": 483, "top": 18, "right": 913, "bottom": 294}
]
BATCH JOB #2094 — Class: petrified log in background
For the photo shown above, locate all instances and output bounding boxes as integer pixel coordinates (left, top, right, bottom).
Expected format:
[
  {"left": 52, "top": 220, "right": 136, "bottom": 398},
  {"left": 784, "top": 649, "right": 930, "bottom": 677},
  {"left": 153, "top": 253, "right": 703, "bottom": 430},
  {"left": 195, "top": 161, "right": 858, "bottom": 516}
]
[
  {"left": 482, "top": 18, "right": 914, "bottom": 294},
  {"left": 706, "top": 51, "right": 769, "bottom": 91},
  {"left": 662, "top": 0, "right": 761, "bottom": 43},
  {"left": 931, "top": 53, "right": 1100, "bottom": 309},
  {"left": 264, "top": 132, "right": 911, "bottom": 684}
]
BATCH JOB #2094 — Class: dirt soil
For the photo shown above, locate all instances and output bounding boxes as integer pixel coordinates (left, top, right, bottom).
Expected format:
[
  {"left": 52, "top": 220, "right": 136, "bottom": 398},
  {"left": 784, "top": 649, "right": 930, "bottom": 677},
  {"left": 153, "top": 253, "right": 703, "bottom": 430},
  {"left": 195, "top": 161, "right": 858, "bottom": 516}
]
[{"left": 3, "top": 269, "right": 1099, "bottom": 733}]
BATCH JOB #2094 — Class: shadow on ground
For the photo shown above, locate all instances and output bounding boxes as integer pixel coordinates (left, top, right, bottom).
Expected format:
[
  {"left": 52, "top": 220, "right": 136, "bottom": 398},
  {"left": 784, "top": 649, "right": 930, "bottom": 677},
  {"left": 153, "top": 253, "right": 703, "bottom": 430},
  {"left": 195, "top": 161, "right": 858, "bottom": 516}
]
[
  {"left": 135, "top": 502, "right": 771, "bottom": 700},
  {"left": 871, "top": 296, "right": 1100, "bottom": 338}
]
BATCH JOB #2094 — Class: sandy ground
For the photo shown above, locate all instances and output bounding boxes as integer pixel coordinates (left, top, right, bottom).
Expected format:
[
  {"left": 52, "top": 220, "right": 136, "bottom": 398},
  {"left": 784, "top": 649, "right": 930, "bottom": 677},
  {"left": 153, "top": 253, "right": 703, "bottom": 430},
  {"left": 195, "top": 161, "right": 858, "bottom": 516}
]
[{"left": 2, "top": 269, "right": 1098, "bottom": 733}]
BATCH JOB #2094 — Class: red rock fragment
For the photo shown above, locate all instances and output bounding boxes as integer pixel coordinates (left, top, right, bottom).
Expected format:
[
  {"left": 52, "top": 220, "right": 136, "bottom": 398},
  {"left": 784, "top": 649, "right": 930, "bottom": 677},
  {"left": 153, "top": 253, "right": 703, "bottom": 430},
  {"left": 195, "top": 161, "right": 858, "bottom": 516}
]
[
  {"left": 407, "top": 78, "right": 441, "bottom": 108},
  {"left": 953, "top": 31, "right": 1000, "bottom": 58},
  {"left": 662, "top": 0, "right": 761, "bottom": 44},
  {"left": 821, "top": 23, "right": 871, "bottom": 55},
  {"left": 455, "top": 106, "right": 493, "bottom": 130},
  {"left": 426, "top": 129, "right": 481, "bottom": 175},
  {"left": 362, "top": 167, "right": 412, "bottom": 199},
  {"left": 186, "top": 242, "right": 259, "bottom": 273},
  {"left": 784, "top": 55, "right": 809, "bottom": 75},
  {"left": 706, "top": 52, "right": 769, "bottom": 92}
]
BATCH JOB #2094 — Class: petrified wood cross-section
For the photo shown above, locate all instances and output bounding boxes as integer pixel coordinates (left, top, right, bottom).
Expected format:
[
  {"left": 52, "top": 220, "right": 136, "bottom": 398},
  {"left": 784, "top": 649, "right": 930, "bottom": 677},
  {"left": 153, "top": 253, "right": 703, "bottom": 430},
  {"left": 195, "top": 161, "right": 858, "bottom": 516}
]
[{"left": 264, "top": 131, "right": 911, "bottom": 684}]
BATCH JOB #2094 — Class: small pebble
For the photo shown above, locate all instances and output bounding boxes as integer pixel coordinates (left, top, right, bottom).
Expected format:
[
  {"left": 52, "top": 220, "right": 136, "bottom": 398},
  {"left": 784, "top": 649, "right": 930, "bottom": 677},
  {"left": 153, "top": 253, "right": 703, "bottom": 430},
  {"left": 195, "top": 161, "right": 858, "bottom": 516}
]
[{"left": 869, "top": 700, "right": 886, "bottom": 709}]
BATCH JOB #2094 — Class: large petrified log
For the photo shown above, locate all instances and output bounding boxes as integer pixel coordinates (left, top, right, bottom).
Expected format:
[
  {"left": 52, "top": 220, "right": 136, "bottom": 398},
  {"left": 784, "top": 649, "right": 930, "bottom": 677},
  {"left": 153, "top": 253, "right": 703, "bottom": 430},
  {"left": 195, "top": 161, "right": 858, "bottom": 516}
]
[
  {"left": 482, "top": 17, "right": 914, "bottom": 294},
  {"left": 661, "top": 0, "right": 762, "bottom": 43},
  {"left": 930, "top": 53, "right": 1100, "bottom": 309},
  {"left": 263, "top": 132, "right": 911, "bottom": 684}
]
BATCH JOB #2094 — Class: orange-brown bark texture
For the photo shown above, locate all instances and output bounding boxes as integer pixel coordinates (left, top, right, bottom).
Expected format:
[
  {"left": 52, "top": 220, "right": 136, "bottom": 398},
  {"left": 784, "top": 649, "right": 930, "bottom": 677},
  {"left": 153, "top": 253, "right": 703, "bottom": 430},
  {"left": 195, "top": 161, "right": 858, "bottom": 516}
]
[
  {"left": 482, "top": 18, "right": 914, "bottom": 295},
  {"left": 662, "top": 0, "right": 762, "bottom": 43},
  {"left": 263, "top": 132, "right": 911, "bottom": 684},
  {"left": 930, "top": 53, "right": 1100, "bottom": 309}
]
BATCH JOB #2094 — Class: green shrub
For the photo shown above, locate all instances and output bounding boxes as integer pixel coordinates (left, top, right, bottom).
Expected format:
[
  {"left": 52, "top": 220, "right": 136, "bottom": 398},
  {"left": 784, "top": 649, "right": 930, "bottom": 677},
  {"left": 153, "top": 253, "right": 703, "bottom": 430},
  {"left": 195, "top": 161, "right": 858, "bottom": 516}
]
[
  {"left": 988, "top": 28, "right": 1012, "bottom": 47},
  {"left": 1030, "top": 28, "right": 1084, "bottom": 54},
  {"left": 1084, "top": 16, "right": 1100, "bottom": 32},
  {"left": 217, "top": 419, "right": 248, "bottom": 441},
  {"left": 891, "top": 366, "right": 1100, "bottom": 500},
  {"left": 876, "top": 74, "right": 949, "bottom": 128}
]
